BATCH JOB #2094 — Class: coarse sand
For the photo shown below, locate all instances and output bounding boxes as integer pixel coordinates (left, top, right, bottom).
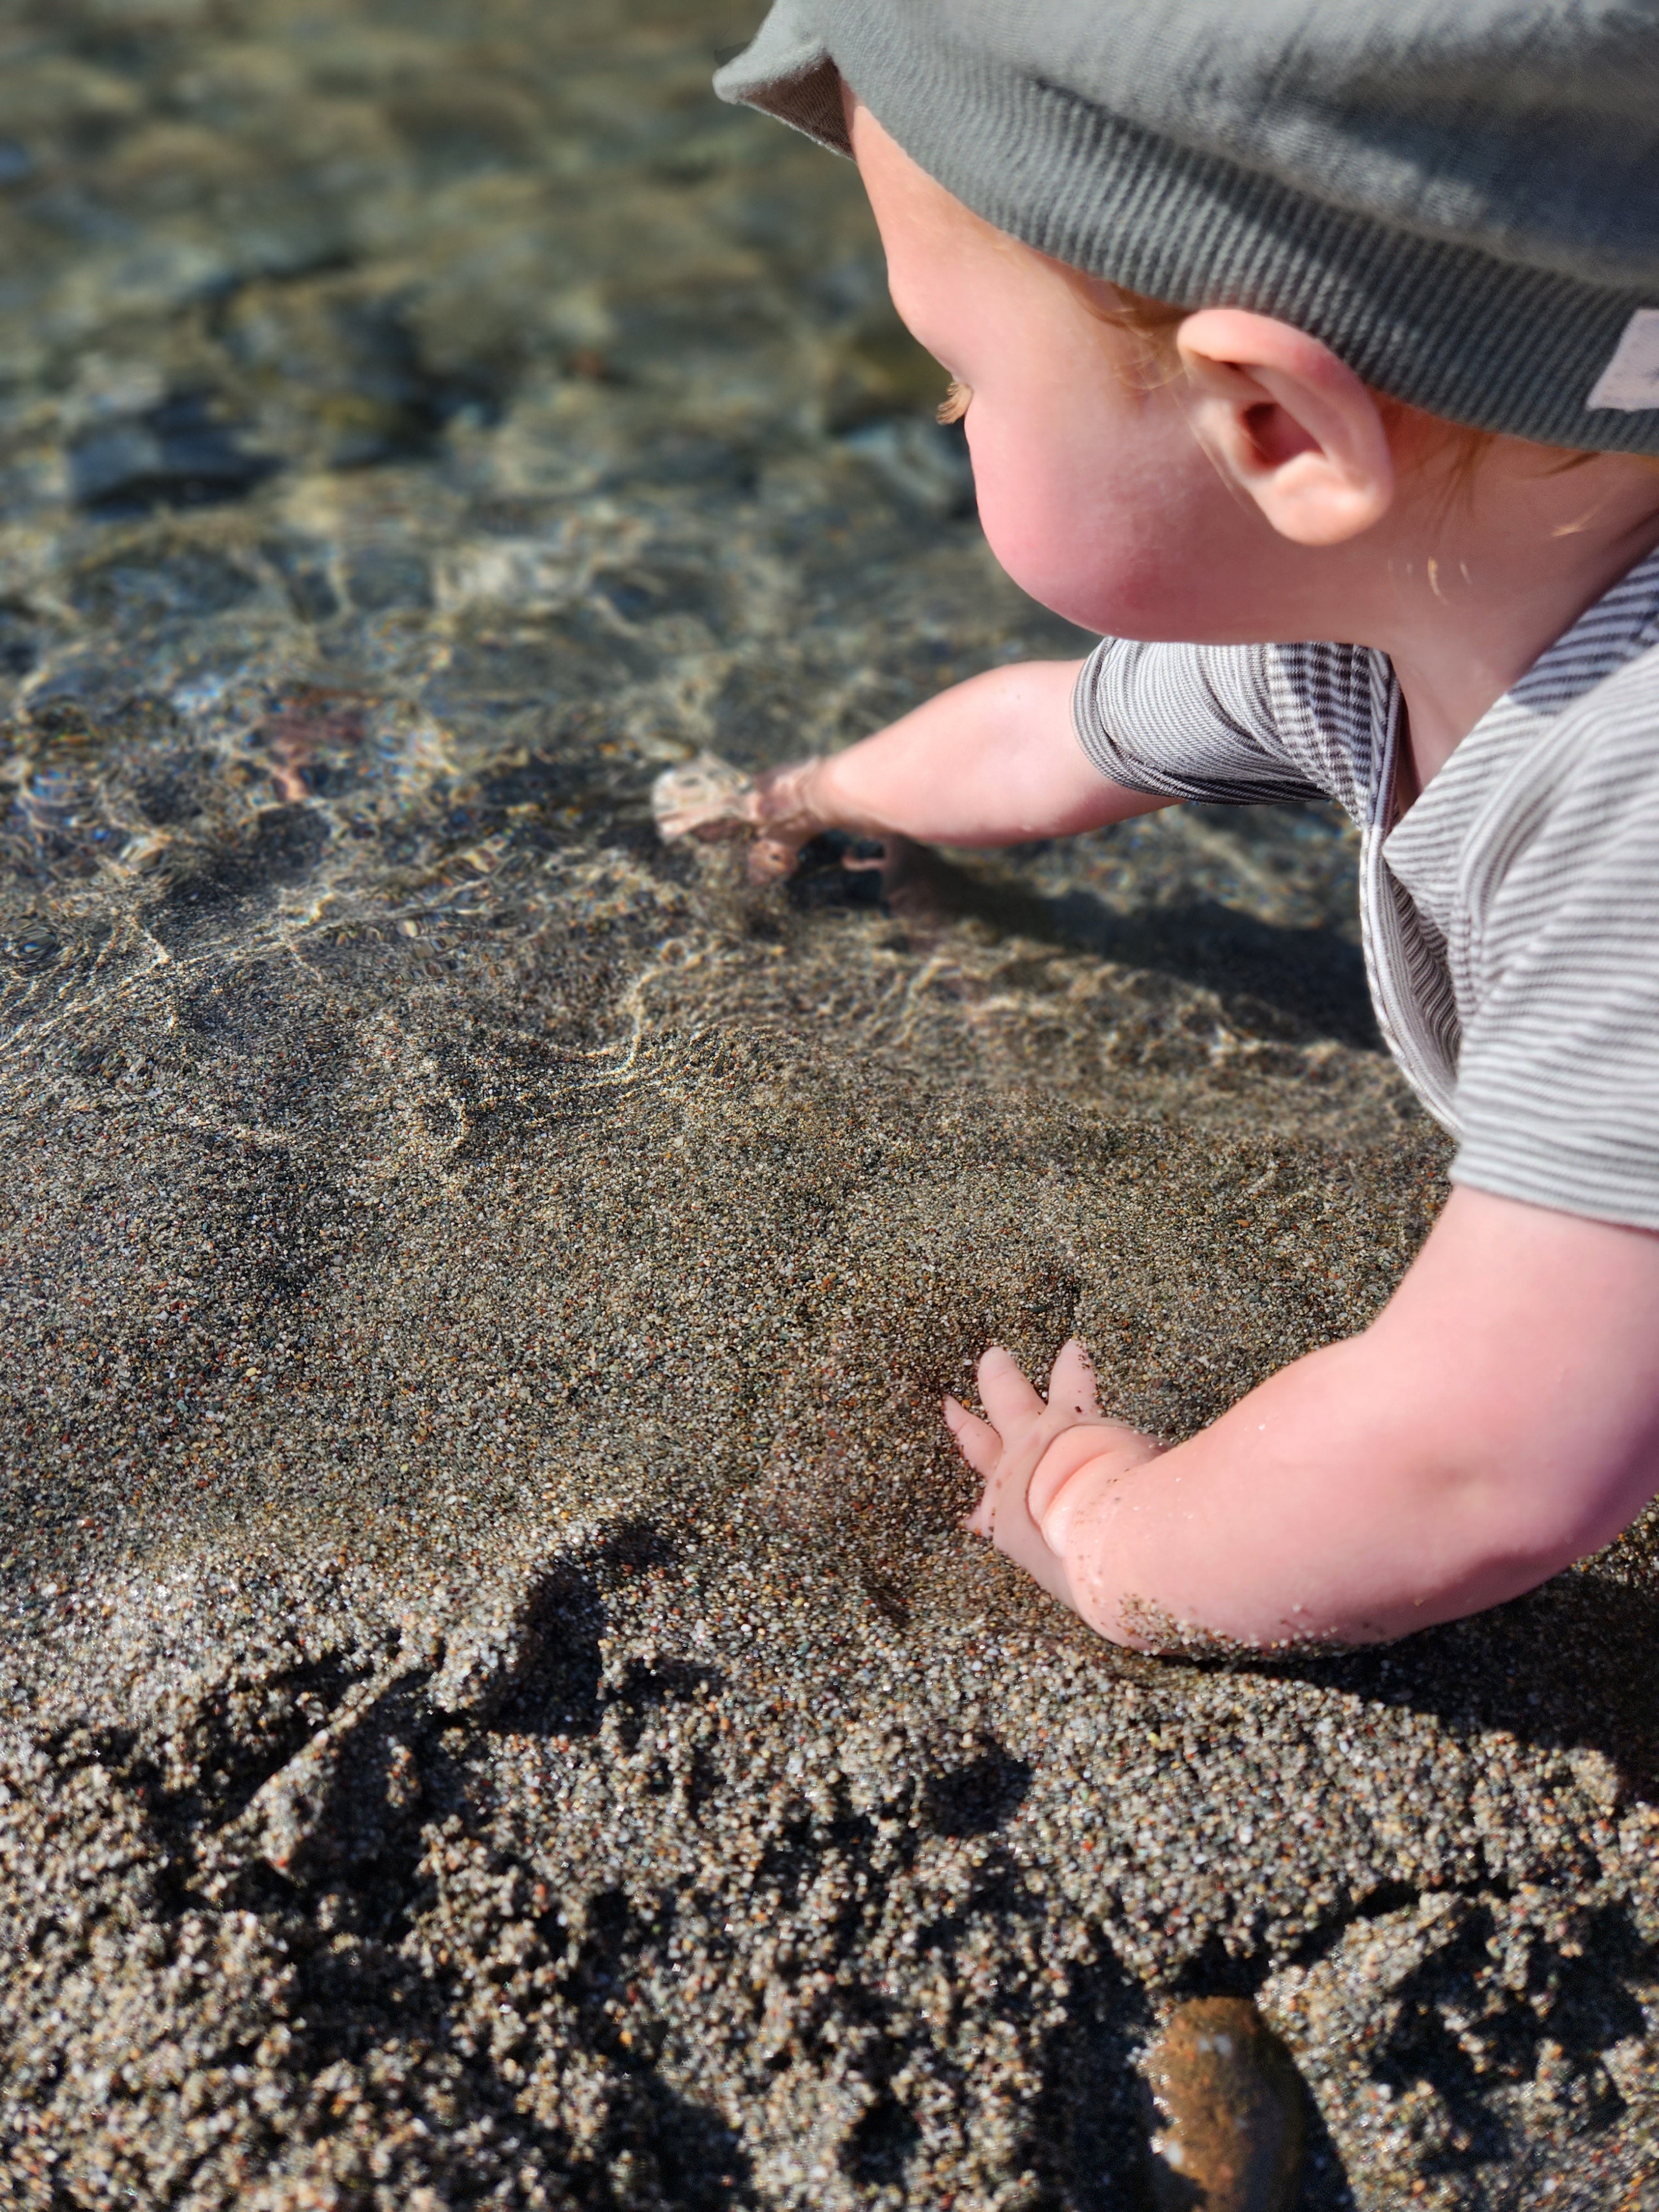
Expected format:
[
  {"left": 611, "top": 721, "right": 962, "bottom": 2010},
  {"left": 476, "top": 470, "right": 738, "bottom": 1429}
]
[{"left": 2, "top": 864, "right": 1658, "bottom": 2208}]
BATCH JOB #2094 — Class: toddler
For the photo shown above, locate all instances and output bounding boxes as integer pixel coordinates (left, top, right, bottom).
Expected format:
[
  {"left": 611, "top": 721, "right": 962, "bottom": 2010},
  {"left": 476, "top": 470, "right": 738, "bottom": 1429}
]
[{"left": 662, "top": 0, "right": 1659, "bottom": 1653}]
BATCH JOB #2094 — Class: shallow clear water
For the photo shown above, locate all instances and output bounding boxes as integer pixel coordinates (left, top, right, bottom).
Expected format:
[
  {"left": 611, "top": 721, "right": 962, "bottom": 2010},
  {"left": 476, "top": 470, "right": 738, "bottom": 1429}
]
[{"left": 0, "top": 0, "right": 1410, "bottom": 1143}]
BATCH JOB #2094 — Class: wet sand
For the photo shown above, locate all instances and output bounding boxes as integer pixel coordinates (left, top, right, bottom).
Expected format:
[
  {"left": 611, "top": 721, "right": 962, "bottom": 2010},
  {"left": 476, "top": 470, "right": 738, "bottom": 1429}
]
[{"left": 2, "top": 1, "right": 1658, "bottom": 2205}]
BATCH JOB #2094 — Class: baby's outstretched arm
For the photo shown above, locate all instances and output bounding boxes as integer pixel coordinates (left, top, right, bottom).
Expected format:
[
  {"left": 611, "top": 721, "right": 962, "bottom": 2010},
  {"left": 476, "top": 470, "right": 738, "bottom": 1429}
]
[
  {"left": 950, "top": 1187, "right": 1659, "bottom": 1651},
  {"left": 659, "top": 659, "right": 1171, "bottom": 879}
]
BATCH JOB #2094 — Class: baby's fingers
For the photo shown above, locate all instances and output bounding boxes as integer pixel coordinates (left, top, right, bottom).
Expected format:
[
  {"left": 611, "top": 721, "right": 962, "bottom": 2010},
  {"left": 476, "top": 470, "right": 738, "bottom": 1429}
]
[
  {"left": 651, "top": 753, "right": 754, "bottom": 843},
  {"left": 943, "top": 1394, "right": 1002, "bottom": 1480},
  {"left": 977, "top": 1344, "right": 1045, "bottom": 1432},
  {"left": 970, "top": 1450, "right": 1077, "bottom": 1612},
  {"left": 747, "top": 832, "right": 807, "bottom": 883},
  {"left": 1047, "top": 1337, "right": 1102, "bottom": 1422}
]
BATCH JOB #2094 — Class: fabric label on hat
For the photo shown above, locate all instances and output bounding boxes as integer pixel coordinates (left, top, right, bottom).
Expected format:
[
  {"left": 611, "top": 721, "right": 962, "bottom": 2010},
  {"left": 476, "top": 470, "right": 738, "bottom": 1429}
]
[{"left": 1587, "top": 310, "right": 1659, "bottom": 413}]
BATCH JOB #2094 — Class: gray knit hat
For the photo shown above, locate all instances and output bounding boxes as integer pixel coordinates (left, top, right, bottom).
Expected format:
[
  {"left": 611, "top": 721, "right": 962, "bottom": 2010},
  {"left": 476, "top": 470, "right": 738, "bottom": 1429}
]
[{"left": 714, "top": 0, "right": 1659, "bottom": 455}]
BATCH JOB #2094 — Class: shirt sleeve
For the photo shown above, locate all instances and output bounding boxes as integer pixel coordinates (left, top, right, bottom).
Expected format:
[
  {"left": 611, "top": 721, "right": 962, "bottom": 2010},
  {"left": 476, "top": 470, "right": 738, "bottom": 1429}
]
[
  {"left": 1451, "top": 651, "right": 1659, "bottom": 1230},
  {"left": 1073, "top": 637, "right": 1332, "bottom": 808}
]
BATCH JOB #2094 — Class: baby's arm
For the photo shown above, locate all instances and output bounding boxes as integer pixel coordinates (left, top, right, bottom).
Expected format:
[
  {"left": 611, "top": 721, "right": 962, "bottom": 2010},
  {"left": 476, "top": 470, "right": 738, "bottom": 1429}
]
[
  {"left": 661, "top": 660, "right": 1173, "bottom": 877},
  {"left": 950, "top": 1186, "right": 1659, "bottom": 1651}
]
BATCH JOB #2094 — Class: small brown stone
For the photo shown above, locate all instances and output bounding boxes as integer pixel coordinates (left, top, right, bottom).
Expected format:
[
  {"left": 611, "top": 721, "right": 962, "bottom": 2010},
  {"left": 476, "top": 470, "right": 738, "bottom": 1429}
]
[{"left": 1144, "top": 1997, "right": 1305, "bottom": 2211}]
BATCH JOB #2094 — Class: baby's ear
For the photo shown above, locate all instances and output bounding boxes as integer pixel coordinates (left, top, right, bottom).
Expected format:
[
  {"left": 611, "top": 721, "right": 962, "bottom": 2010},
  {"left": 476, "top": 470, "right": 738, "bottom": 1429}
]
[{"left": 1176, "top": 309, "right": 1395, "bottom": 547}]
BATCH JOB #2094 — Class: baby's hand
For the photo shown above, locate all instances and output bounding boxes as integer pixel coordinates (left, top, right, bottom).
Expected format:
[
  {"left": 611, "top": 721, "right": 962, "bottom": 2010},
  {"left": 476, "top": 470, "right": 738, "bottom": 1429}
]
[
  {"left": 946, "top": 1340, "right": 1164, "bottom": 1613},
  {"left": 651, "top": 753, "right": 831, "bottom": 883}
]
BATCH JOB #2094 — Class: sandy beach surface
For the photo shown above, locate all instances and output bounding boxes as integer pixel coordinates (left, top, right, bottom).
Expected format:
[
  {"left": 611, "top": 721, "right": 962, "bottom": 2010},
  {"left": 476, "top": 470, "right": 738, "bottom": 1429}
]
[{"left": 2, "top": 2, "right": 1658, "bottom": 2205}]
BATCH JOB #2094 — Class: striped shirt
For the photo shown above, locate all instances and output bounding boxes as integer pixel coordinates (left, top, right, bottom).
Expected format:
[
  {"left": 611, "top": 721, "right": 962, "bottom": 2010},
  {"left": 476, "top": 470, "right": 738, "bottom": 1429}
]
[{"left": 1073, "top": 544, "right": 1659, "bottom": 1230}]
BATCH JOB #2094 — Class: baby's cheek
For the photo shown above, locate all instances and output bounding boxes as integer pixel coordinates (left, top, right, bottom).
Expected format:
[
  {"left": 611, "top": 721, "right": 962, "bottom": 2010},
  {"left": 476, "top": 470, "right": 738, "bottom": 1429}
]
[
  {"left": 973, "top": 453, "right": 1167, "bottom": 638},
  {"left": 968, "top": 439, "right": 1082, "bottom": 611},
  {"left": 969, "top": 401, "right": 1241, "bottom": 641}
]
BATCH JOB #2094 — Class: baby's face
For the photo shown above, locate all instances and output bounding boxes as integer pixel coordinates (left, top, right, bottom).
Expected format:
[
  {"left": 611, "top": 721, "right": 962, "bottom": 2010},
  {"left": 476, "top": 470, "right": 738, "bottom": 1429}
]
[{"left": 847, "top": 100, "right": 1284, "bottom": 643}]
